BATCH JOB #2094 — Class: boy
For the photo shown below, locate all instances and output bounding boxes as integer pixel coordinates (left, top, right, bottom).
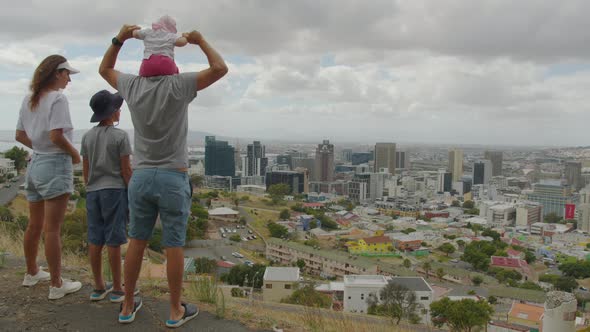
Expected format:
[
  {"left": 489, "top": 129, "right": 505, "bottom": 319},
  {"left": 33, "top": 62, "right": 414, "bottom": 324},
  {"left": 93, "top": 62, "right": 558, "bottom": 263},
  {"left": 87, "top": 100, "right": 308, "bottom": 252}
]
[{"left": 81, "top": 90, "right": 133, "bottom": 302}]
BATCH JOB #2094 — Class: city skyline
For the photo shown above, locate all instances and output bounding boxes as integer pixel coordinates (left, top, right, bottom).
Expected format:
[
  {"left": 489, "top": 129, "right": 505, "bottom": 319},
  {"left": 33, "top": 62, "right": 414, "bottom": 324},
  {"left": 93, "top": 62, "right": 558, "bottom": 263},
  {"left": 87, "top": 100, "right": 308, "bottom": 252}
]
[{"left": 2, "top": 1, "right": 590, "bottom": 146}]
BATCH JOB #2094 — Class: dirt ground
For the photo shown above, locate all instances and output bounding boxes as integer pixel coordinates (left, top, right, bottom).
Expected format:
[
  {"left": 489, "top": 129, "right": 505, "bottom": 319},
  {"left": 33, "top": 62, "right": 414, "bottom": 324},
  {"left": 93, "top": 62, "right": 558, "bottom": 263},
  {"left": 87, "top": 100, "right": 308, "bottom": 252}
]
[{"left": 0, "top": 255, "right": 257, "bottom": 332}]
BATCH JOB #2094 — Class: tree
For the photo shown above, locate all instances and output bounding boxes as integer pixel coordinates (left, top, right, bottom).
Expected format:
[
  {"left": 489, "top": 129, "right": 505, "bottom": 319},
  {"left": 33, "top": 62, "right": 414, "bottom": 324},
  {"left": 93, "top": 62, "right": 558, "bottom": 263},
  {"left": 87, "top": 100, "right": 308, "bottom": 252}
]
[
  {"left": 471, "top": 275, "right": 483, "bottom": 286},
  {"left": 279, "top": 209, "right": 291, "bottom": 220},
  {"left": 194, "top": 257, "right": 217, "bottom": 274},
  {"left": 239, "top": 216, "right": 247, "bottom": 225},
  {"left": 487, "top": 296, "right": 497, "bottom": 305},
  {"left": 436, "top": 268, "right": 445, "bottom": 281},
  {"left": 430, "top": 298, "right": 494, "bottom": 332},
  {"left": 367, "top": 282, "right": 419, "bottom": 325},
  {"left": 462, "top": 200, "right": 475, "bottom": 209},
  {"left": 0, "top": 206, "right": 14, "bottom": 222},
  {"left": 559, "top": 260, "right": 590, "bottom": 279},
  {"left": 555, "top": 276, "right": 578, "bottom": 292},
  {"left": 451, "top": 200, "right": 461, "bottom": 207},
  {"left": 282, "top": 284, "right": 332, "bottom": 308},
  {"left": 317, "top": 214, "right": 338, "bottom": 230},
  {"left": 229, "top": 234, "right": 242, "bottom": 242},
  {"left": 403, "top": 258, "right": 412, "bottom": 269},
  {"left": 456, "top": 239, "right": 466, "bottom": 249},
  {"left": 422, "top": 261, "right": 432, "bottom": 278},
  {"left": 438, "top": 243, "right": 456, "bottom": 256},
  {"left": 4, "top": 146, "right": 28, "bottom": 171},
  {"left": 233, "top": 197, "right": 240, "bottom": 208},
  {"left": 346, "top": 202, "right": 354, "bottom": 212},
  {"left": 524, "top": 250, "right": 536, "bottom": 264},
  {"left": 267, "top": 222, "right": 289, "bottom": 238},
  {"left": 221, "top": 264, "right": 266, "bottom": 288},
  {"left": 148, "top": 228, "right": 163, "bottom": 252},
  {"left": 401, "top": 228, "right": 416, "bottom": 235},
  {"left": 267, "top": 183, "right": 291, "bottom": 204},
  {"left": 296, "top": 259, "right": 306, "bottom": 270},
  {"left": 544, "top": 212, "right": 561, "bottom": 224},
  {"left": 206, "top": 198, "right": 212, "bottom": 209},
  {"left": 190, "top": 174, "right": 203, "bottom": 188},
  {"left": 481, "top": 228, "right": 501, "bottom": 241}
]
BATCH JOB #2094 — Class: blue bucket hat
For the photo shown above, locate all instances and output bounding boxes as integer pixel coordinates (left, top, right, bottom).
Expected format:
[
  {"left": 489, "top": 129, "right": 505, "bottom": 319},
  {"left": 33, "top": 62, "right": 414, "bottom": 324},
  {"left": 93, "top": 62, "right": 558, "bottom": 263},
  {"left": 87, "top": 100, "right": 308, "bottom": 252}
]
[{"left": 89, "top": 90, "right": 124, "bottom": 123}]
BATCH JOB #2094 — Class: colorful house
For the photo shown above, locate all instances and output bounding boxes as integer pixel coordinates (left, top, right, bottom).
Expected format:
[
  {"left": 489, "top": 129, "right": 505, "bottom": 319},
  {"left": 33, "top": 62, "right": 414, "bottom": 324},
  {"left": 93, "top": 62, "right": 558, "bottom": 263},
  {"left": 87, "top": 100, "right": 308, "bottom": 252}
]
[
  {"left": 490, "top": 256, "right": 533, "bottom": 280},
  {"left": 348, "top": 235, "right": 393, "bottom": 254}
]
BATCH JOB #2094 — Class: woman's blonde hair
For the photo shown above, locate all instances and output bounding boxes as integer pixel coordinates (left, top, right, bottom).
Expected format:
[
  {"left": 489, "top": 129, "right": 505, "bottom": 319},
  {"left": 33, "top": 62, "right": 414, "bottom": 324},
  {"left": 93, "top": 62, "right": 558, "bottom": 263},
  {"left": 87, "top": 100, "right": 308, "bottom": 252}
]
[{"left": 29, "top": 54, "right": 68, "bottom": 110}]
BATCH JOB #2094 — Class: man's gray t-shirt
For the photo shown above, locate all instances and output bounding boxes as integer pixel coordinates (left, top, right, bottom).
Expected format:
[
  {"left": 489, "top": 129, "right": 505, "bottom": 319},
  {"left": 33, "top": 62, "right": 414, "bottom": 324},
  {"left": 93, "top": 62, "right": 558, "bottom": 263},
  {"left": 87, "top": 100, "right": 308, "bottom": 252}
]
[
  {"left": 80, "top": 126, "right": 132, "bottom": 192},
  {"left": 116, "top": 73, "right": 197, "bottom": 169}
]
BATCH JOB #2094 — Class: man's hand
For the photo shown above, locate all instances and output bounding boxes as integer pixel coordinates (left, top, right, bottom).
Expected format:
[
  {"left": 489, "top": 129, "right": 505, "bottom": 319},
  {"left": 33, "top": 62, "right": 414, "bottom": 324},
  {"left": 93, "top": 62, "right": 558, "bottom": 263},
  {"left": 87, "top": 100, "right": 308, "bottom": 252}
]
[
  {"left": 117, "top": 24, "right": 141, "bottom": 42},
  {"left": 182, "top": 30, "right": 204, "bottom": 45}
]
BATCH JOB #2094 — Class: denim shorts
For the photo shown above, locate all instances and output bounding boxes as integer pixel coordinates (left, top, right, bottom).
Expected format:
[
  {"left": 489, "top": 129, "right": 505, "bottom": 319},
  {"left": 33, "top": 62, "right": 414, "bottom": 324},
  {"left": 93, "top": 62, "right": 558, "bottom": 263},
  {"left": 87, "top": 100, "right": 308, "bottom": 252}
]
[
  {"left": 128, "top": 169, "right": 191, "bottom": 248},
  {"left": 24, "top": 153, "right": 73, "bottom": 202},
  {"left": 86, "top": 188, "right": 128, "bottom": 246}
]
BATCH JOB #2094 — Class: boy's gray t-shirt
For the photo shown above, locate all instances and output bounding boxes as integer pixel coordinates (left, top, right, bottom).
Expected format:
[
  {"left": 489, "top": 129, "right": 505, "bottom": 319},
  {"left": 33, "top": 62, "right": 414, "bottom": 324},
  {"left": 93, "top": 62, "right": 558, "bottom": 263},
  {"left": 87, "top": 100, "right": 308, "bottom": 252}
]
[
  {"left": 80, "top": 126, "right": 132, "bottom": 192},
  {"left": 116, "top": 73, "right": 197, "bottom": 169}
]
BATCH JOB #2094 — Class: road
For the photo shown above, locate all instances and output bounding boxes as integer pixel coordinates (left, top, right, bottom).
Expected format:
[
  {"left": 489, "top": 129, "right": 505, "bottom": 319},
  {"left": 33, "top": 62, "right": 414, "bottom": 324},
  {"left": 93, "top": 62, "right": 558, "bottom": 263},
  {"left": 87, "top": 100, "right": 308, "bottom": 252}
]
[
  {"left": 0, "top": 175, "right": 24, "bottom": 206},
  {"left": 184, "top": 245, "right": 250, "bottom": 265}
]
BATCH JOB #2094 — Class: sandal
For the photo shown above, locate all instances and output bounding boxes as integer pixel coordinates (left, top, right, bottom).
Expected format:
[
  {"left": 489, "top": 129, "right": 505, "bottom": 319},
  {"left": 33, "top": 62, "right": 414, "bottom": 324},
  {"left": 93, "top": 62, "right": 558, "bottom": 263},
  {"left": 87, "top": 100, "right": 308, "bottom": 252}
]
[
  {"left": 165, "top": 303, "right": 199, "bottom": 328},
  {"left": 90, "top": 282, "right": 113, "bottom": 301},
  {"left": 118, "top": 297, "right": 142, "bottom": 324}
]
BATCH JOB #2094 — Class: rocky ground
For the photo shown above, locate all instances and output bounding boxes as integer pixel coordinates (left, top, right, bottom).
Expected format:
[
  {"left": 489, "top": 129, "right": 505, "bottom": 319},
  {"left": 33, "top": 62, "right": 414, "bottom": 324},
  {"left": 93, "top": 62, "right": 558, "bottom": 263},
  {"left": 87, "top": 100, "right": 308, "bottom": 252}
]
[{"left": 0, "top": 255, "right": 257, "bottom": 332}]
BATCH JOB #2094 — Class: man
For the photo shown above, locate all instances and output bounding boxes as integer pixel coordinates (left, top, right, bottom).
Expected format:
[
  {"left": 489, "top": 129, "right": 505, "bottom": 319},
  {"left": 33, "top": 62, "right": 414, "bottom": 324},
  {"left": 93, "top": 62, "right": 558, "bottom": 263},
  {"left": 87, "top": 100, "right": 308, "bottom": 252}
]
[{"left": 99, "top": 24, "right": 227, "bottom": 328}]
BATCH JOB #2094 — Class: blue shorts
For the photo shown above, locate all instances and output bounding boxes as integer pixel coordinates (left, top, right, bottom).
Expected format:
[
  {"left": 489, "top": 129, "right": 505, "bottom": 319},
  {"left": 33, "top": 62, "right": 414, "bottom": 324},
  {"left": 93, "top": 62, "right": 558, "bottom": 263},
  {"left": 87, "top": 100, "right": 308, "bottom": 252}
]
[
  {"left": 128, "top": 169, "right": 191, "bottom": 248},
  {"left": 86, "top": 188, "right": 128, "bottom": 246},
  {"left": 25, "top": 153, "right": 73, "bottom": 202}
]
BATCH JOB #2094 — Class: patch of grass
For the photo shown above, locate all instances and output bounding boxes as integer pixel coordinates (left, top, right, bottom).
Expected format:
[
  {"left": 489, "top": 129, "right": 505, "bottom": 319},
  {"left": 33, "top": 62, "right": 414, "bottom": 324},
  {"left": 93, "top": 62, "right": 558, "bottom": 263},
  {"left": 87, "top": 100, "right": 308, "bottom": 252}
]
[
  {"left": 245, "top": 208, "right": 279, "bottom": 238},
  {"left": 488, "top": 285, "right": 546, "bottom": 303},
  {"left": 7, "top": 195, "right": 28, "bottom": 217}
]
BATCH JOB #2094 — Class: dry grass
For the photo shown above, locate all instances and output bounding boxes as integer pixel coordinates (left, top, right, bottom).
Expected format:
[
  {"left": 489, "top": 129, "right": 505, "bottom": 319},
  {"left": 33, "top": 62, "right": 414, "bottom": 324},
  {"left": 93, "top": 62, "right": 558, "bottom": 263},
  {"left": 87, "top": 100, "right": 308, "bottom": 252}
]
[
  {"left": 224, "top": 298, "right": 412, "bottom": 332},
  {"left": 7, "top": 194, "right": 29, "bottom": 217},
  {"left": 244, "top": 208, "right": 279, "bottom": 238}
]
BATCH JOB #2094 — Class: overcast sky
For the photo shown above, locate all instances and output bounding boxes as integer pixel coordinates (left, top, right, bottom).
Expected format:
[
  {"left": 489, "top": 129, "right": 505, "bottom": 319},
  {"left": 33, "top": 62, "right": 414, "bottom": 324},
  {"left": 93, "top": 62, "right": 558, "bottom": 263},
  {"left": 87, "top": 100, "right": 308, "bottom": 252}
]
[{"left": 2, "top": 0, "right": 590, "bottom": 146}]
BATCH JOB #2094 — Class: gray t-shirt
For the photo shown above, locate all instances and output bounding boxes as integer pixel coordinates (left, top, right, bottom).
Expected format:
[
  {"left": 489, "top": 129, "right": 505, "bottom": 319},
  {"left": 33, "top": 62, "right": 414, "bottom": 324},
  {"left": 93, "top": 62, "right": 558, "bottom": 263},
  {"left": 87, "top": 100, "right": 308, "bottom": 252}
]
[
  {"left": 116, "top": 73, "right": 197, "bottom": 169},
  {"left": 80, "top": 126, "right": 132, "bottom": 192}
]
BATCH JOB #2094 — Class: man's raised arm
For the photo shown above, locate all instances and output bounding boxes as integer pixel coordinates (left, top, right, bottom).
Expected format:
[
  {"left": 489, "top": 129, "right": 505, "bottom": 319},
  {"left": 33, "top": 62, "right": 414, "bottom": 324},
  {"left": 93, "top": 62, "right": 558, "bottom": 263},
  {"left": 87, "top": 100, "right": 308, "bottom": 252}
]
[
  {"left": 99, "top": 25, "right": 141, "bottom": 90},
  {"left": 183, "top": 31, "right": 228, "bottom": 91}
]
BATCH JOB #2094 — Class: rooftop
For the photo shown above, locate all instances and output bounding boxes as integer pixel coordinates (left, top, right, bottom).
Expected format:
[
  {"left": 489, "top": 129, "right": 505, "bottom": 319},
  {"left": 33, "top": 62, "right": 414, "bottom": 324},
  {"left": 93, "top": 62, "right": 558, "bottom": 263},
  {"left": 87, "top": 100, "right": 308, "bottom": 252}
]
[
  {"left": 508, "top": 302, "right": 544, "bottom": 322},
  {"left": 389, "top": 277, "right": 433, "bottom": 292},
  {"left": 267, "top": 238, "right": 377, "bottom": 269},
  {"left": 208, "top": 207, "right": 239, "bottom": 215},
  {"left": 344, "top": 275, "right": 389, "bottom": 286},
  {"left": 363, "top": 236, "right": 391, "bottom": 244},
  {"left": 263, "top": 267, "right": 300, "bottom": 282},
  {"left": 491, "top": 256, "right": 528, "bottom": 268}
]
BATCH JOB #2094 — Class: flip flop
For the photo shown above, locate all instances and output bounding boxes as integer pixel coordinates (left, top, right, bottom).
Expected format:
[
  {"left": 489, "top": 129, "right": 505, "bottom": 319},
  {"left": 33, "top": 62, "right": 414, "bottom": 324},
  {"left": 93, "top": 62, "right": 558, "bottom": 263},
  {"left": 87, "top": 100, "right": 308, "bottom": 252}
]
[
  {"left": 118, "top": 297, "right": 142, "bottom": 324},
  {"left": 165, "top": 303, "right": 199, "bottom": 328}
]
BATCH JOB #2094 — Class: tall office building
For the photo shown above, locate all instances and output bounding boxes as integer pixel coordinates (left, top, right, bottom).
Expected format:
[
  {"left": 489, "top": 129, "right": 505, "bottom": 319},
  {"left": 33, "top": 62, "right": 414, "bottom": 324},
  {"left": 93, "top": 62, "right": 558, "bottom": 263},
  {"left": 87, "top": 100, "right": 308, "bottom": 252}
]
[
  {"left": 341, "top": 149, "right": 353, "bottom": 162},
  {"left": 276, "top": 154, "right": 292, "bottom": 169},
  {"left": 472, "top": 160, "right": 492, "bottom": 185},
  {"left": 374, "top": 143, "right": 396, "bottom": 175},
  {"left": 265, "top": 170, "right": 307, "bottom": 194},
  {"left": 314, "top": 140, "right": 334, "bottom": 182},
  {"left": 484, "top": 150, "right": 503, "bottom": 176},
  {"left": 395, "top": 151, "right": 407, "bottom": 170},
  {"left": 242, "top": 141, "right": 268, "bottom": 177},
  {"left": 579, "top": 187, "right": 590, "bottom": 232},
  {"left": 565, "top": 161, "right": 583, "bottom": 191},
  {"left": 351, "top": 152, "right": 372, "bottom": 165},
  {"left": 526, "top": 180, "right": 578, "bottom": 217},
  {"left": 204, "top": 136, "right": 235, "bottom": 176},
  {"left": 437, "top": 168, "right": 452, "bottom": 193},
  {"left": 448, "top": 149, "right": 464, "bottom": 182}
]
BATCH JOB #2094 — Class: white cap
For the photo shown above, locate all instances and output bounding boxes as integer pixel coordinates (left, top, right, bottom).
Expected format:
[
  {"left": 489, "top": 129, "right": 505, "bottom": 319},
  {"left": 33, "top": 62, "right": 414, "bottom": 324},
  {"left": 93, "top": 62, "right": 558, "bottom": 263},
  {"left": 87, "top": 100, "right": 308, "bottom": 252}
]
[{"left": 56, "top": 61, "right": 80, "bottom": 74}]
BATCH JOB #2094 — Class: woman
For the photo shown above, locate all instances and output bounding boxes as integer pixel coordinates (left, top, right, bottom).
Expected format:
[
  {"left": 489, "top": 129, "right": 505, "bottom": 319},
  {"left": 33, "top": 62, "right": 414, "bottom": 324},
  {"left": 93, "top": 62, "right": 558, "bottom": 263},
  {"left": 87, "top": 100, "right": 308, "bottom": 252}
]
[{"left": 15, "top": 54, "right": 82, "bottom": 300}]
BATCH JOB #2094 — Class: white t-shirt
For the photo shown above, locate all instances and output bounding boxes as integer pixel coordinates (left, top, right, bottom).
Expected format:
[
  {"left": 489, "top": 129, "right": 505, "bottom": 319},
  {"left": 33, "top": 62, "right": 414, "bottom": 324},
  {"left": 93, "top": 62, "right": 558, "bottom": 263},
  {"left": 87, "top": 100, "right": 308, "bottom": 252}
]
[
  {"left": 136, "top": 28, "right": 177, "bottom": 59},
  {"left": 16, "top": 91, "right": 74, "bottom": 154}
]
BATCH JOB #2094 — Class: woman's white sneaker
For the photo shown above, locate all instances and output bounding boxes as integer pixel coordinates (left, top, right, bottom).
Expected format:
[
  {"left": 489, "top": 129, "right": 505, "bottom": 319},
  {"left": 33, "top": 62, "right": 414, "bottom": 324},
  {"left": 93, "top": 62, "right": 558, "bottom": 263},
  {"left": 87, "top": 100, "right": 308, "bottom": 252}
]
[
  {"left": 48, "top": 278, "right": 82, "bottom": 300},
  {"left": 22, "top": 269, "right": 51, "bottom": 286}
]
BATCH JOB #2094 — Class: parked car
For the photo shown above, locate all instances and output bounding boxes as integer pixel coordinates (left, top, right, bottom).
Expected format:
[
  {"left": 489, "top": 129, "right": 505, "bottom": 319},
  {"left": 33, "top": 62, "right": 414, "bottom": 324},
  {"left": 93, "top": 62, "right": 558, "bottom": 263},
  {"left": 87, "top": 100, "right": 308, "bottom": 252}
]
[
  {"left": 248, "top": 230, "right": 253, "bottom": 234},
  {"left": 220, "top": 256, "right": 227, "bottom": 260},
  {"left": 221, "top": 233, "right": 226, "bottom": 238},
  {"left": 450, "top": 259, "right": 459, "bottom": 263},
  {"left": 252, "top": 235, "right": 257, "bottom": 239},
  {"left": 232, "top": 252, "right": 244, "bottom": 258},
  {"left": 244, "top": 260, "right": 254, "bottom": 267}
]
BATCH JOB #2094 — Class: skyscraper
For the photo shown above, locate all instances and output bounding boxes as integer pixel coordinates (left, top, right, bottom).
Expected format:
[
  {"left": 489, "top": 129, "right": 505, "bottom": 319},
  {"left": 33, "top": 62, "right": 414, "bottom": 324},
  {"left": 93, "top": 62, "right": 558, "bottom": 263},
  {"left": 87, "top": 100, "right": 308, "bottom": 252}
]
[
  {"left": 579, "top": 187, "right": 590, "bottom": 232},
  {"left": 276, "top": 155, "right": 292, "bottom": 169},
  {"left": 565, "top": 161, "right": 583, "bottom": 191},
  {"left": 484, "top": 150, "right": 503, "bottom": 176},
  {"left": 437, "top": 168, "right": 452, "bottom": 193},
  {"left": 448, "top": 149, "right": 463, "bottom": 182},
  {"left": 205, "top": 136, "right": 235, "bottom": 176},
  {"left": 314, "top": 140, "right": 334, "bottom": 182},
  {"left": 374, "top": 142, "right": 396, "bottom": 175},
  {"left": 472, "top": 160, "right": 492, "bottom": 185},
  {"left": 242, "top": 141, "right": 268, "bottom": 177},
  {"left": 341, "top": 149, "right": 353, "bottom": 162},
  {"left": 395, "top": 150, "right": 407, "bottom": 170},
  {"left": 265, "top": 170, "right": 307, "bottom": 194}
]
